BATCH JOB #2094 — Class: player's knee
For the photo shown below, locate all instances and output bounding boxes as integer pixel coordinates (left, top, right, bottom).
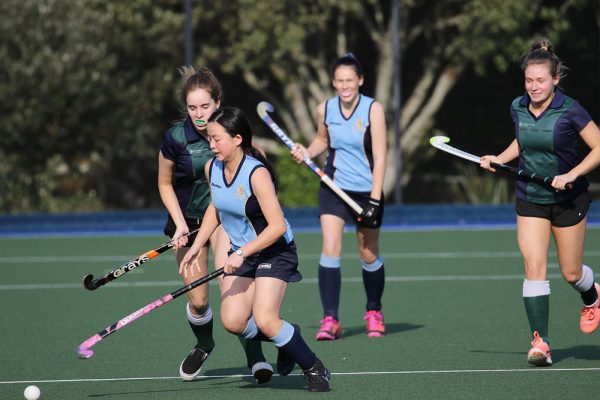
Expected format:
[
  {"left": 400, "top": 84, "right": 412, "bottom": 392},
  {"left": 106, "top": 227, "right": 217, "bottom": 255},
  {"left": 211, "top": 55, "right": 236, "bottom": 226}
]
[
  {"left": 188, "top": 296, "right": 209, "bottom": 313},
  {"left": 253, "top": 315, "right": 280, "bottom": 338},
  {"left": 358, "top": 245, "right": 379, "bottom": 261},
  {"left": 562, "top": 268, "right": 582, "bottom": 284},
  {"left": 220, "top": 315, "right": 245, "bottom": 335},
  {"left": 523, "top": 262, "right": 547, "bottom": 279}
]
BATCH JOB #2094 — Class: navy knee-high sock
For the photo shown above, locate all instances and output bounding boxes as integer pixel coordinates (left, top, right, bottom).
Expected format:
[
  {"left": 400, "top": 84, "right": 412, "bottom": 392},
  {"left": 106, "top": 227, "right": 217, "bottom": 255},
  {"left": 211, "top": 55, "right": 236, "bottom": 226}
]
[
  {"left": 274, "top": 323, "right": 317, "bottom": 370},
  {"left": 362, "top": 264, "right": 385, "bottom": 311},
  {"left": 319, "top": 265, "right": 341, "bottom": 320}
]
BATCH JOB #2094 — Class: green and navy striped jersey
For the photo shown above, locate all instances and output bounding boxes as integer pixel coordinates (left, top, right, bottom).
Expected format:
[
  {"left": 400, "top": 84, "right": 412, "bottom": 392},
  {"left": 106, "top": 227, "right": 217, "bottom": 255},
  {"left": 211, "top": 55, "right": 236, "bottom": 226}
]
[
  {"left": 511, "top": 89, "right": 592, "bottom": 204},
  {"left": 160, "top": 116, "right": 213, "bottom": 219}
]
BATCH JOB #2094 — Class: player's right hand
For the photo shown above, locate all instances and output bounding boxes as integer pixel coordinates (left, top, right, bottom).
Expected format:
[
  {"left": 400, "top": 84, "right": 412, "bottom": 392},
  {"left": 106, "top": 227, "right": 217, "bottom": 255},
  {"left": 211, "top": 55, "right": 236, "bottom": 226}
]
[
  {"left": 480, "top": 155, "right": 500, "bottom": 172},
  {"left": 179, "top": 246, "right": 202, "bottom": 278},
  {"left": 290, "top": 143, "right": 308, "bottom": 164}
]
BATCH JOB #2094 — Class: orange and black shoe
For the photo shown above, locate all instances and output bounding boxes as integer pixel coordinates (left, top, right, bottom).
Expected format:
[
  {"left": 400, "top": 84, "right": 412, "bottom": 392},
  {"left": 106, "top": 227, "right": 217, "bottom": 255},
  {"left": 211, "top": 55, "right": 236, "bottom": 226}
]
[{"left": 527, "top": 331, "right": 552, "bottom": 367}]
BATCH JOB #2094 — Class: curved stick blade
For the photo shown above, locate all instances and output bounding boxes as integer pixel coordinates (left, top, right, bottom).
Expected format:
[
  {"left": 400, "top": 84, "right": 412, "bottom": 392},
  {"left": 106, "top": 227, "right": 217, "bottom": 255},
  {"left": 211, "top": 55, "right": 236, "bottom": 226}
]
[
  {"left": 429, "top": 135, "right": 450, "bottom": 148},
  {"left": 82, "top": 273, "right": 98, "bottom": 291},
  {"left": 256, "top": 101, "right": 274, "bottom": 118},
  {"left": 76, "top": 346, "right": 94, "bottom": 359}
]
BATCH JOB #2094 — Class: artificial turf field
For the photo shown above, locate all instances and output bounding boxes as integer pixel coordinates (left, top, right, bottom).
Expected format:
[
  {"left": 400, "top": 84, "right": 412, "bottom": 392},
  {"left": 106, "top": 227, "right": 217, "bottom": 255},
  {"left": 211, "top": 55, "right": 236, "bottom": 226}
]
[{"left": 1, "top": 228, "right": 600, "bottom": 399}]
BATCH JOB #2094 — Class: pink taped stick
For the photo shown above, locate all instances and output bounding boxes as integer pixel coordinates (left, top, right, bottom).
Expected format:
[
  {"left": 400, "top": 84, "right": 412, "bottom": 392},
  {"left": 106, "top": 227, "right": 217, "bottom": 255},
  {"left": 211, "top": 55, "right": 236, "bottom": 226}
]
[{"left": 76, "top": 268, "right": 224, "bottom": 359}]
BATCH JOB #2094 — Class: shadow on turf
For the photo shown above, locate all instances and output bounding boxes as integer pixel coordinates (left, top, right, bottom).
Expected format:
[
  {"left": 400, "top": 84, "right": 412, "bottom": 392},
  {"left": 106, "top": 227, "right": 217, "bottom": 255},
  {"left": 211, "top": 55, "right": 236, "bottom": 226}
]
[
  {"left": 86, "top": 368, "right": 317, "bottom": 397},
  {"left": 334, "top": 322, "right": 423, "bottom": 338},
  {"left": 552, "top": 345, "right": 600, "bottom": 362},
  {"left": 470, "top": 344, "right": 600, "bottom": 364}
]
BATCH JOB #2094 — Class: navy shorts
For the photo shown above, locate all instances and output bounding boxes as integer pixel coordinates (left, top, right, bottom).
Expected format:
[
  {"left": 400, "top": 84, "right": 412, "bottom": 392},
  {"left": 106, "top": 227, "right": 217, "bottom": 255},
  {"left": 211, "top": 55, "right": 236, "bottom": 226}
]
[
  {"left": 516, "top": 190, "right": 591, "bottom": 227},
  {"left": 227, "top": 242, "right": 302, "bottom": 283},
  {"left": 163, "top": 216, "right": 200, "bottom": 247},
  {"left": 319, "top": 184, "right": 384, "bottom": 228}
]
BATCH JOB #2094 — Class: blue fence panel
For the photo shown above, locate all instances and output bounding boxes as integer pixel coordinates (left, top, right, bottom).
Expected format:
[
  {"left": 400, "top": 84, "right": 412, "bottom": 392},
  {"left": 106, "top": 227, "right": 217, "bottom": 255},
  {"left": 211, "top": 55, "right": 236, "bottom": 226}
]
[{"left": 1, "top": 203, "right": 599, "bottom": 237}]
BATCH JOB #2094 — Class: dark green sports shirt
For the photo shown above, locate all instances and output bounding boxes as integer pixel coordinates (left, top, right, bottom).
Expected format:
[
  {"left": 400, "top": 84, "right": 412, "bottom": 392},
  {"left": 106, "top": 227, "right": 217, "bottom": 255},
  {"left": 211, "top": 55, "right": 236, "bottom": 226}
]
[
  {"left": 160, "top": 116, "right": 213, "bottom": 219},
  {"left": 511, "top": 89, "right": 591, "bottom": 204}
]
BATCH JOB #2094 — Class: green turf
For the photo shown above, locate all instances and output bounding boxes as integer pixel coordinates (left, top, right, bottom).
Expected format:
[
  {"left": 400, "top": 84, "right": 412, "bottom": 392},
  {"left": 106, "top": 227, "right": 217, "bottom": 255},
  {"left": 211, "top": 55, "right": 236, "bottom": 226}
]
[{"left": 1, "top": 229, "right": 600, "bottom": 399}]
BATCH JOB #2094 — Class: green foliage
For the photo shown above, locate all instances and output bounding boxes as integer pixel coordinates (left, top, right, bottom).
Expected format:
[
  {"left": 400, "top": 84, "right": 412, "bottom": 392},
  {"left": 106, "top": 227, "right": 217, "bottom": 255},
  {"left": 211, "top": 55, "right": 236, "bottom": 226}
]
[
  {"left": 450, "top": 164, "right": 512, "bottom": 204},
  {"left": 0, "top": 0, "right": 183, "bottom": 212},
  {"left": 448, "top": 0, "right": 588, "bottom": 74},
  {"left": 0, "top": 0, "right": 595, "bottom": 212},
  {"left": 275, "top": 150, "right": 320, "bottom": 208}
]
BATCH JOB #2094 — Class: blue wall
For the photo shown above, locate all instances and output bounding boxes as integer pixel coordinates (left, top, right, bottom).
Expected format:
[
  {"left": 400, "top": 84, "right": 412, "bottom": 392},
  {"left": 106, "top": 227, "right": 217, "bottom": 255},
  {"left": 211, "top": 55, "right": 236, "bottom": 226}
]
[{"left": 1, "top": 203, "right": 599, "bottom": 237}]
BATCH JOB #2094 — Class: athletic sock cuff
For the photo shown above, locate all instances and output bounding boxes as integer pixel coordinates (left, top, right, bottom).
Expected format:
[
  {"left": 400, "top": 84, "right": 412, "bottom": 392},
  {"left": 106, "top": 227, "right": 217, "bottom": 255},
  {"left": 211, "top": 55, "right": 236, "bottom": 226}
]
[
  {"left": 270, "top": 320, "right": 295, "bottom": 347},
  {"left": 186, "top": 302, "right": 213, "bottom": 326},
  {"left": 241, "top": 316, "right": 258, "bottom": 339},
  {"left": 523, "top": 280, "right": 550, "bottom": 297},
  {"left": 572, "top": 264, "right": 595, "bottom": 293},
  {"left": 320, "top": 254, "right": 341, "bottom": 268},
  {"left": 361, "top": 256, "right": 384, "bottom": 272}
]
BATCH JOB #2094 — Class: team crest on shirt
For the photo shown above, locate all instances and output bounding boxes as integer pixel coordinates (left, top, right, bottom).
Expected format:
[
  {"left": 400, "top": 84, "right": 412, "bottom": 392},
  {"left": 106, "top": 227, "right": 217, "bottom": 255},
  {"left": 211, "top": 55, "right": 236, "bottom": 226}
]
[
  {"left": 354, "top": 118, "right": 366, "bottom": 134},
  {"left": 235, "top": 184, "right": 247, "bottom": 200}
]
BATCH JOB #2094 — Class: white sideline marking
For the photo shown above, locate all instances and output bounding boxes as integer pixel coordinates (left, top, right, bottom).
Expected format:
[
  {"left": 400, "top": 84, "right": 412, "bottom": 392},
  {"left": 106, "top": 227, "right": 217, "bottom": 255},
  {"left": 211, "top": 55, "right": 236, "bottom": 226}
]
[
  {"left": 3, "top": 367, "right": 600, "bottom": 385},
  {"left": 2, "top": 250, "right": 600, "bottom": 263},
  {"left": 0, "top": 273, "right": 586, "bottom": 290}
]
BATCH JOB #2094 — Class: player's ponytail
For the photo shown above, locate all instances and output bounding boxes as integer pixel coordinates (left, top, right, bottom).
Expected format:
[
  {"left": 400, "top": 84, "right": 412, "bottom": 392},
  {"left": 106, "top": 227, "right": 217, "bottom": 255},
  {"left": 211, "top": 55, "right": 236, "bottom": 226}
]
[{"left": 520, "top": 38, "right": 567, "bottom": 80}]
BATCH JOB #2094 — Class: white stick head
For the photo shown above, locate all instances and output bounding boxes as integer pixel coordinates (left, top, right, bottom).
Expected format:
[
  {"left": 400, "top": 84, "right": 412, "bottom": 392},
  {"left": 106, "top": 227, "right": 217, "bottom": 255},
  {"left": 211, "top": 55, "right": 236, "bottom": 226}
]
[
  {"left": 256, "top": 101, "right": 274, "bottom": 118},
  {"left": 429, "top": 136, "right": 450, "bottom": 149},
  {"left": 429, "top": 135, "right": 481, "bottom": 164}
]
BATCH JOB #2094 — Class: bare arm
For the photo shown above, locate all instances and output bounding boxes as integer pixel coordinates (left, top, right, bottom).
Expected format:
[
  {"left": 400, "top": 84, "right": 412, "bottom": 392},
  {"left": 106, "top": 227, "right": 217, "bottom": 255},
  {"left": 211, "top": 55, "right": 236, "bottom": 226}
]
[
  {"left": 179, "top": 160, "right": 220, "bottom": 275},
  {"left": 223, "top": 167, "right": 287, "bottom": 273},
  {"left": 158, "top": 151, "right": 188, "bottom": 247},
  {"left": 290, "top": 101, "right": 329, "bottom": 163},
  {"left": 241, "top": 167, "right": 287, "bottom": 256},
  {"left": 369, "top": 101, "right": 387, "bottom": 200},
  {"left": 480, "top": 139, "right": 520, "bottom": 172}
]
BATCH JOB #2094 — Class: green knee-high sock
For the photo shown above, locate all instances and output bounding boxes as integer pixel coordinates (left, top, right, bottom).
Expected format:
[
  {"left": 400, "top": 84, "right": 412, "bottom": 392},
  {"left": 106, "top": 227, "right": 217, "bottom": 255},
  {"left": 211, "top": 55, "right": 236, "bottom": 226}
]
[
  {"left": 523, "top": 295, "right": 550, "bottom": 343},
  {"left": 189, "top": 318, "right": 215, "bottom": 352},
  {"left": 237, "top": 336, "right": 266, "bottom": 368}
]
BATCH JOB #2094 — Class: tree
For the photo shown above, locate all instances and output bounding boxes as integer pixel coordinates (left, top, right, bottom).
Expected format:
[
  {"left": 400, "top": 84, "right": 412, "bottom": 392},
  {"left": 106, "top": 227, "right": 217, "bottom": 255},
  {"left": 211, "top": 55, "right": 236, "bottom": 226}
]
[
  {"left": 0, "top": 0, "right": 595, "bottom": 212},
  {"left": 0, "top": 0, "right": 183, "bottom": 212},
  {"left": 192, "top": 0, "right": 589, "bottom": 201}
]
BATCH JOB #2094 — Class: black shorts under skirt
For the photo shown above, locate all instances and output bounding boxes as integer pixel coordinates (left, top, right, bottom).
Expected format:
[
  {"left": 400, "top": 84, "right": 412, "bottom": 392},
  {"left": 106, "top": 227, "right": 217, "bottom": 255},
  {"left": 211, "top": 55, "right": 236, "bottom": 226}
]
[{"left": 516, "top": 190, "right": 591, "bottom": 227}]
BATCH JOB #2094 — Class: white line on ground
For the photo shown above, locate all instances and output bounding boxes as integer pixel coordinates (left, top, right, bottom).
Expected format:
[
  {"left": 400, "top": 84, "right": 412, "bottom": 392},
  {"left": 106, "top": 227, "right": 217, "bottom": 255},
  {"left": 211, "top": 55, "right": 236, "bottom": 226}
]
[
  {"left": 2, "top": 250, "right": 600, "bottom": 263},
  {"left": 3, "top": 367, "right": 600, "bottom": 385},
  {"left": 0, "top": 273, "right": 586, "bottom": 290}
]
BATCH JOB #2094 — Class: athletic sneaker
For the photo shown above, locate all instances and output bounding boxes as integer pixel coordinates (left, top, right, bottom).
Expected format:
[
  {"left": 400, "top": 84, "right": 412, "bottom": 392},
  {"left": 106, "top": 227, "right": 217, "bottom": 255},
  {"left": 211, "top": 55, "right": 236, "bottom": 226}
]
[
  {"left": 527, "top": 331, "right": 552, "bottom": 367},
  {"left": 180, "top": 347, "right": 211, "bottom": 380},
  {"left": 364, "top": 310, "right": 385, "bottom": 337},
  {"left": 580, "top": 283, "right": 600, "bottom": 334},
  {"left": 251, "top": 361, "right": 273, "bottom": 384},
  {"left": 303, "top": 359, "right": 331, "bottom": 392},
  {"left": 315, "top": 316, "right": 342, "bottom": 340}
]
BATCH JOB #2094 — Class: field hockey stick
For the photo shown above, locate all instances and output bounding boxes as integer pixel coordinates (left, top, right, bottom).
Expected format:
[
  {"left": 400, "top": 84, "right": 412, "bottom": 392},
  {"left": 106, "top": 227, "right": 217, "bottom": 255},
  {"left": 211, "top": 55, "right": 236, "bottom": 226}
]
[
  {"left": 256, "top": 101, "right": 364, "bottom": 215},
  {"left": 77, "top": 267, "right": 224, "bottom": 359},
  {"left": 82, "top": 228, "right": 200, "bottom": 291},
  {"left": 429, "top": 136, "right": 573, "bottom": 189}
]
